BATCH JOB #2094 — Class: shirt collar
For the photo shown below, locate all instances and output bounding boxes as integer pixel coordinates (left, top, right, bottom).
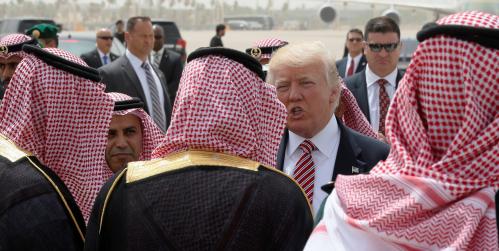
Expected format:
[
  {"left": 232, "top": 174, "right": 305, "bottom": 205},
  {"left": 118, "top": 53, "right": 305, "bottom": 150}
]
[
  {"left": 151, "top": 47, "right": 165, "bottom": 57},
  {"left": 347, "top": 53, "right": 362, "bottom": 64},
  {"left": 97, "top": 49, "right": 109, "bottom": 58},
  {"left": 126, "top": 49, "right": 147, "bottom": 68},
  {"left": 365, "top": 65, "right": 398, "bottom": 88},
  {"left": 287, "top": 115, "right": 340, "bottom": 158}
]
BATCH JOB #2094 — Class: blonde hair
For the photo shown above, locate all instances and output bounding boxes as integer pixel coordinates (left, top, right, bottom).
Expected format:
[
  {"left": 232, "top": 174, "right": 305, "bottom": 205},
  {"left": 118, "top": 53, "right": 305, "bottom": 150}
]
[{"left": 267, "top": 41, "right": 341, "bottom": 109}]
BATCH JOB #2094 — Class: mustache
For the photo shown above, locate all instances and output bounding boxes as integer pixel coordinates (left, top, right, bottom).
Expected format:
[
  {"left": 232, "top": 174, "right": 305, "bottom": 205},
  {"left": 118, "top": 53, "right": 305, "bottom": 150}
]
[{"left": 110, "top": 148, "right": 134, "bottom": 155}]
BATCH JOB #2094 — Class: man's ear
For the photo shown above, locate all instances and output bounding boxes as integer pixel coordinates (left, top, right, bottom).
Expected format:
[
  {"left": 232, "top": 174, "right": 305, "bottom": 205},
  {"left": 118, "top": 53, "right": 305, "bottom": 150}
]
[
  {"left": 124, "top": 32, "right": 130, "bottom": 45},
  {"left": 329, "top": 82, "right": 340, "bottom": 104}
]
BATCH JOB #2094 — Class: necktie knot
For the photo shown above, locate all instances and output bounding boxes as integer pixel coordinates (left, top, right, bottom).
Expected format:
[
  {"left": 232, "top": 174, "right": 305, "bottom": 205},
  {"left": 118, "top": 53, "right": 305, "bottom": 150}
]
[
  {"left": 299, "top": 140, "right": 316, "bottom": 154},
  {"left": 141, "top": 62, "right": 150, "bottom": 70},
  {"left": 377, "top": 79, "right": 388, "bottom": 86}
]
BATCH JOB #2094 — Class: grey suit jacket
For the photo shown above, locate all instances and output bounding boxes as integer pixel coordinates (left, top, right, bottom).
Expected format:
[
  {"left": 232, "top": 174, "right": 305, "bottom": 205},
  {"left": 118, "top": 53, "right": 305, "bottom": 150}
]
[
  {"left": 335, "top": 55, "right": 367, "bottom": 78},
  {"left": 276, "top": 117, "right": 389, "bottom": 192},
  {"left": 344, "top": 68, "right": 404, "bottom": 122},
  {"left": 81, "top": 49, "right": 118, "bottom": 69},
  {"left": 154, "top": 49, "right": 183, "bottom": 104},
  {"left": 98, "top": 55, "right": 172, "bottom": 129}
]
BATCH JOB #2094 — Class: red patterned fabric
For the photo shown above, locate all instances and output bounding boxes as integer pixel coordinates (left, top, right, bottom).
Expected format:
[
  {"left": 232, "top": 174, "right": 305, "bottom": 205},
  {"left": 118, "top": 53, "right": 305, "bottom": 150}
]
[
  {"left": 108, "top": 92, "right": 164, "bottom": 161},
  {"left": 294, "top": 140, "right": 317, "bottom": 204},
  {"left": 0, "top": 48, "right": 114, "bottom": 222},
  {"left": 252, "top": 38, "right": 288, "bottom": 59},
  {"left": 152, "top": 53, "right": 287, "bottom": 168},
  {"left": 0, "top": 34, "right": 32, "bottom": 60},
  {"left": 378, "top": 79, "right": 389, "bottom": 135},
  {"left": 339, "top": 79, "right": 377, "bottom": 138},
  {"left": 305, "top": 11, "right": 498, "bottom": 251}
]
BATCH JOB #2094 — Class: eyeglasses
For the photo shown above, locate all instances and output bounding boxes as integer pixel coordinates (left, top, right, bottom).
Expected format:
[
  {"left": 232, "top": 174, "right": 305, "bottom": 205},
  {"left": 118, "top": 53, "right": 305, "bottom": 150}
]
[
  {"left": 366, "top": 42, "right": 399, "bottom": 52},
  {"left": 98, "top": 36, "right": 114, "bottom": 40},
  {"left": 348, "top": 38, "right": 362, "bottom": 43}
]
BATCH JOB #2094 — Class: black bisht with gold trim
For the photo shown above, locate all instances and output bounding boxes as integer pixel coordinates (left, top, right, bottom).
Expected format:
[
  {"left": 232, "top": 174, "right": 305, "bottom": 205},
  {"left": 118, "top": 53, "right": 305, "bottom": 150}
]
[
  {"left": 84, "top": 150, "right": 314, "bottom": 251},
  {"left": 0, "top": 136, "right": 85, "bottom": 250}
]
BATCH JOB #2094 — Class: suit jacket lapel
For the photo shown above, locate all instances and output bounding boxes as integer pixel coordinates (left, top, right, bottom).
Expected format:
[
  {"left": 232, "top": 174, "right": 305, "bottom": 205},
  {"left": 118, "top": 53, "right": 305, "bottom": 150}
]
[
  {"left": 121, "top": 56, "right": 148, "bottom": 109},
  {"left": 356, "top": 55, "right": 367, "bottom": 74},
  {"left": 92, "top": 49, "right": 103, "bottom": 68},
  {"left": 159, "top": 49, "right": 169, "bottom": 67},
  {"left": 395, "top": 69, "right": 403, "bottom": 88},
  {"left": 332, "top": 118, "right": 366, "bottom": 182},
  {"left": 354, "top": 70, "right": 370, "bottom": 121},
  {"left": 338, "top": 58, "right": 347, "bottom": 78},
  {"left": 276, "top": 128, "right": 288, "bottom": 171}
]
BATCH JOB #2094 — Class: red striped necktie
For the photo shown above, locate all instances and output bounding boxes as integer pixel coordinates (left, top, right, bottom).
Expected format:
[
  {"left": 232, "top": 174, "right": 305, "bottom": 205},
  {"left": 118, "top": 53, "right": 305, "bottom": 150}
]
[
  {"left": 378, "top": 79, "right": 390, "bottom": 135},
  {"left": 293, "top": 140, "right": 317, "bottom": 205},
  {"left": 346, "top": 58, "right": 355, "bottom": 77}
]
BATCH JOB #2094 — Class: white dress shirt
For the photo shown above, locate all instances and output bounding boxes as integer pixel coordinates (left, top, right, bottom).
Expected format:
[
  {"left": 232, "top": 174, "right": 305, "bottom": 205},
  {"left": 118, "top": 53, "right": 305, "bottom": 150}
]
[
  {"left": 150, "top": 47, "right": 165, "bottom": 68},
  {"left": 97, "top": 49, "right": 111, "bottom": 66},
  {"left": 125, "top": 49, "right": 166, "bottom": 122},
  {"left": 283, "top": 115, "right": 341, "bottom": 214},
  {"left": 365, "top": 65, "right": 397, "bottom": 132},
  {"left": 344, "top": 53, "right": 363, "bottom": 76}
]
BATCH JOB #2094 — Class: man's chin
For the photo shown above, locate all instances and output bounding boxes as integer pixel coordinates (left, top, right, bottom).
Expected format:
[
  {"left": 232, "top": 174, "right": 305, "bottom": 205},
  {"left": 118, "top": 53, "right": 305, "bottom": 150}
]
[{"left": 109, "top": 156, "right": 136, "bottom": 171}]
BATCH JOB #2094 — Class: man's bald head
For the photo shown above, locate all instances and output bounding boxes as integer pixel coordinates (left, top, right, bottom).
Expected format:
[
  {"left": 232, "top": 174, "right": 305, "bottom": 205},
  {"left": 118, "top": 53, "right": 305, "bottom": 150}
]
[
  {"left": 153, "top": 25, "right": 165, "bottom": 52},
  {"left": 96, "top": 28, "right": 114, "bottom": 54}
]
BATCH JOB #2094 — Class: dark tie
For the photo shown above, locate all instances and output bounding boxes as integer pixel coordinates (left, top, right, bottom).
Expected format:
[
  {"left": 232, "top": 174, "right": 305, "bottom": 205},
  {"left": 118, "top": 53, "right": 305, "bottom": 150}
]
[
  {"left": 346, "top": 58, "right": 355, "bottom": 77},
  {"left": 141, "top": 62, "right": 166, "bottom": 132},
  {"left": 293, "top": 140, "right": 317, "bottom": 205},
  {"left": 103, "top": 55, "right": 108, "bottom": 65},
  {"left": 378, "top": 79, "right": 390, "bottom": 135}
]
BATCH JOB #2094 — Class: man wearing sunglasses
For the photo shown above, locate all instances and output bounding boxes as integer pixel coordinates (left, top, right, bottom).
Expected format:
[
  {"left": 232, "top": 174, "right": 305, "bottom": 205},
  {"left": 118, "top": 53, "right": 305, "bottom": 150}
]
[
  {"left": 345, "top": 16, "right": 404, "bottom": 138},
  {"left": 81, "top": 28, "right": 119, "bottom": 69},
  {"left": 336, "top": 28, "right": 367, "bottom": 78}
]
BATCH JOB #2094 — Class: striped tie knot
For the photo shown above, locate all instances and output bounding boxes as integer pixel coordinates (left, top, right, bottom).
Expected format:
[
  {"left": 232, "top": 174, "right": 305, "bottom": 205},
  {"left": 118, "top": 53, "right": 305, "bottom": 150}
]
[
  {"left": 141, "top": 62, "right": 150, "bottom": 70},
  {"left": 299, "top": 140, "right": 316, "bottom": 154},
  {"left": 377, "top": 78, "right": 388, "bottom": 86}
]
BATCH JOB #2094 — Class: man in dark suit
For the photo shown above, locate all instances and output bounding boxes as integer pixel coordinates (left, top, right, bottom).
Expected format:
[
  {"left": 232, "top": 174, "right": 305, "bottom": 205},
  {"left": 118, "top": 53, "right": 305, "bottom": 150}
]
[
  {"left": 99, "top": 16, "right": 172, "bottom": 132},
  {"left": 267, "top": 41, "right": 389, "bottom": 214},
  {"left": 336, "top": 28, "right": 367, "bottom": 78},
  {"left": 151, "top": 25, "right": 183, "bottom": 104},
  {"left": 81, "top": 28, "right": 119, "bottom": 69},
  {"left": 209, "top": 24, "right": 225, "bottom": 47},
  {"left": 345, "top": 17, "right": 404, "bottom": 138}
]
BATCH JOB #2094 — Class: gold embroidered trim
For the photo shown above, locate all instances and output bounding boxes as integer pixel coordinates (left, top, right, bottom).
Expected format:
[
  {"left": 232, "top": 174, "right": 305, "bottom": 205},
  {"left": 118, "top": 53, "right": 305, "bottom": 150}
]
[
  {"left": 0, "top": 134, "right": 31, "bottom": 162},
  {"left": 126, "top": 150, "right": 260, "bottom": 183},
  {"left": 99, "top": 168, "right": 127, "bottom": 234}
]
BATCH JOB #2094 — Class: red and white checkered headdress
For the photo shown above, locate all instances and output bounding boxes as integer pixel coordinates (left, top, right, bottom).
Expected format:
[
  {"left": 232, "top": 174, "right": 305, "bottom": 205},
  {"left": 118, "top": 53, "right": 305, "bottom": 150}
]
[
  {"left": 306, "top": 11, "right": 498, "bottom": 251},
  {"left": 0, "top": 47, "right": 114, "bottom": 222},
  {"left": 0, "top": 34, "right": 35, "bottom": 59},
  {"left": 246, "top": 38, "right": 289, "bottom": 60},
  {"left": 339, "top": 78, "right": 377, "bottom": 138},
  {"left": 108, "top": 92, "right": 164, "bottom": 161},
  {"left": 153, "top": 50, "right": 287, "bottom": 167}
]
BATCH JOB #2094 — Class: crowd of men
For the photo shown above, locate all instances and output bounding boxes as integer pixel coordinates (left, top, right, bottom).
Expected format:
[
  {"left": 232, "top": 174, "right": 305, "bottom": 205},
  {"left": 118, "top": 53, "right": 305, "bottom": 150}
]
[{"left": 0, "top": 10, "right": 497, "bottom": 251}]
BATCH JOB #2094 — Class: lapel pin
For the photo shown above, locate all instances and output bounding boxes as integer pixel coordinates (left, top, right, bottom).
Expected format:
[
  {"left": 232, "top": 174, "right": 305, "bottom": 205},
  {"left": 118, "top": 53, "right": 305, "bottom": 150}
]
[{"left": 351, "top": 166, "right": 359, "bottom": 174}]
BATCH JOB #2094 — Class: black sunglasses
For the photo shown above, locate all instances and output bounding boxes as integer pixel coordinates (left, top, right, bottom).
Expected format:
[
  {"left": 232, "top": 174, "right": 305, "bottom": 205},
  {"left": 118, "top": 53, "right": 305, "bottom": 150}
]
[
  {"left": 366, "top": 42, "right": 399, "bottom": 52},
  {"left": 348, "top": 38, "right": 362, "bottom": 42},
  {"left": 98, "top": 36, "right": 114, "bottom": 40}
]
